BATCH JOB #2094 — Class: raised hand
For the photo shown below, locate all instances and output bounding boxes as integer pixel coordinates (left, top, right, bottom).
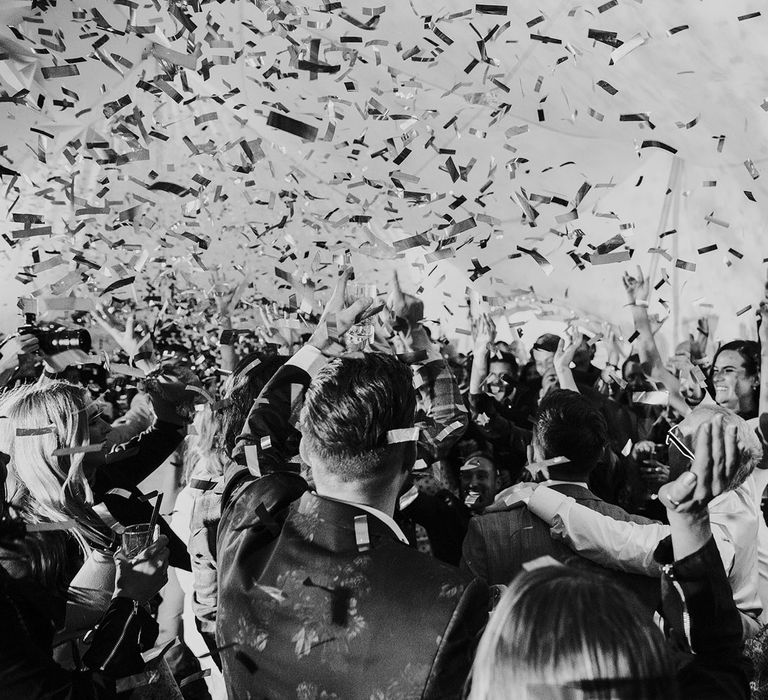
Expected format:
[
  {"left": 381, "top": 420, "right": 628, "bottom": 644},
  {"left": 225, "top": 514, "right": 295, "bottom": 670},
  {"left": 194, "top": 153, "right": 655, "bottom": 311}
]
[
  {"left": 473, "top": 314, "right": 496, "bottom": 352},
  {"left": 622, "top": 266, "right": 650, "bottom": 305},
  {"left": 308, "top": 267, "right": 374, "bottom": 353},
  {"left": 658, "top": 414, "right": 738, "bottom": 516},
  {"left": 93, "top": 304, "right": 153, "bottom": 363},
  {"left": 554, "top": 327, "right": 583, "bottom": 372},
  {"left": 210, "top": 269, "right": 249, "bottom": 317},
  {"left": 387, "top": 269, "right": 424, "bottom": 333}
]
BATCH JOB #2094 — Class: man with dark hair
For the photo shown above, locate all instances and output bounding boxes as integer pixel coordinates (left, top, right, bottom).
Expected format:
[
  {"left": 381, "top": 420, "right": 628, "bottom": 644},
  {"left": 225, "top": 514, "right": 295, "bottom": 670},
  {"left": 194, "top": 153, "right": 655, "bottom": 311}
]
[
  {"left": 218, "top": 269, "right": 488, "bottom": 700},
  {"left": 461, "top": 389, "right": 658, "bottom": 609},
  {"left": 467, "top": 316, "right": 531, "bottom": 483}
]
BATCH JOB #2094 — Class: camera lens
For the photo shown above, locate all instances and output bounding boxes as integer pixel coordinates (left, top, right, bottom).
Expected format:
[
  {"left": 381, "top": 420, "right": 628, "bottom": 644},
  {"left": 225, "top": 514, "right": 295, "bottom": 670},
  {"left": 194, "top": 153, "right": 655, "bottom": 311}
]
[{"left": 40, "top": 329, "right": 92, "bottom": 353}]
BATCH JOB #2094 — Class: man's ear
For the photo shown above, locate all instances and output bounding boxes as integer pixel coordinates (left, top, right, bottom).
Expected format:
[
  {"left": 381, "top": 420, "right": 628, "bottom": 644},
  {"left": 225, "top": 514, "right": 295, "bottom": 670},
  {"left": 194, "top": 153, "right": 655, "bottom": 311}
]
[
  {"left": 401, "top": 442, "right": 417, "bottom": 474},
  {"left": 299, "top": 438, "right": 313, "bottom": 468}
]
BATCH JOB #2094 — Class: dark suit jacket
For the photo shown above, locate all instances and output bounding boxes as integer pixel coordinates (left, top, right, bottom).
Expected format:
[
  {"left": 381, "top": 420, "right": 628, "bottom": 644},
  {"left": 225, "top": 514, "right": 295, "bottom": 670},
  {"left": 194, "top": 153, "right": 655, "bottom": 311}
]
[
  {"left": 461, "top": 482, "right": 659, "bottom": 610},
  {"left": 219, "top": 350, "right": 489, "bottom": 699}
]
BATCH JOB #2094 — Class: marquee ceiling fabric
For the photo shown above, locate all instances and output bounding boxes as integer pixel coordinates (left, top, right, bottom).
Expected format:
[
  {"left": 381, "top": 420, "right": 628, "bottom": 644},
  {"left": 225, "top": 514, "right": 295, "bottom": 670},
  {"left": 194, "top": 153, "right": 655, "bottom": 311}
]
[{"left": 0, "top": 0, "right": 766, "bottom": 345}]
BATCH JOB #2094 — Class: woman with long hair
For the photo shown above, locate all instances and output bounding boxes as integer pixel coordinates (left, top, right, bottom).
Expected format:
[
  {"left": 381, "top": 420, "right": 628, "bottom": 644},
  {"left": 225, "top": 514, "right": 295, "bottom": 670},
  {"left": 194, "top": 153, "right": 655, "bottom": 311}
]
[
  {"left": 2, "top": 381, "right": 114, "bottom": 560},
  {"left": 184, "top": 352, "right": 288, "bottom": 660}
]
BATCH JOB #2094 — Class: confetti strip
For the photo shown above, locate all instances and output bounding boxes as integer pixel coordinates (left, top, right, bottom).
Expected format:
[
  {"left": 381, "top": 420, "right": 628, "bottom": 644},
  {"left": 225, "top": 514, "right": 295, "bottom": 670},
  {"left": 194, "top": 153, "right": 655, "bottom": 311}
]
[
  {"left": 632, "top": 391, "right": 669, "bottom": 406},
  {"left": 386, "top": 427, "right": 420, "bottom": 444},
  {"left": 244, "top": 445, "right": 261, "bottom": 477},
  {"left": 398, "top": 484, "right": 419, "bottom": 511},
  {"left": 522, "top": 555, "right": 564, "bottom": 571},
  {"left": 52, "top": 443, "right": 105, "bottom": 457},
  {"left": 354, "top": 515, "right": 371, "bottom": 552}
]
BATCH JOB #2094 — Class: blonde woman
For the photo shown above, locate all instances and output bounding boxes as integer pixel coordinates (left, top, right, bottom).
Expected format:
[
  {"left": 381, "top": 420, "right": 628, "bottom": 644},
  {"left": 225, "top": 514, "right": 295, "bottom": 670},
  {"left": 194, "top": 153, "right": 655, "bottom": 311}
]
[
  {"left": 2, "top": 381, "right": 114, "bottom": 557},
  {"left": 468, "top": 566, "right": 672, "bottom": 700}
]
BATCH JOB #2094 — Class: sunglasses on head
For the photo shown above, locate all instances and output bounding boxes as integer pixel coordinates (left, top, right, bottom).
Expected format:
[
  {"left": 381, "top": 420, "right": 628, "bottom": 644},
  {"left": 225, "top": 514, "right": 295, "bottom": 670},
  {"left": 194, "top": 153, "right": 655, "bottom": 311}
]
[{"left": 665, "top": 426, "right": 695, "bottom": 463}]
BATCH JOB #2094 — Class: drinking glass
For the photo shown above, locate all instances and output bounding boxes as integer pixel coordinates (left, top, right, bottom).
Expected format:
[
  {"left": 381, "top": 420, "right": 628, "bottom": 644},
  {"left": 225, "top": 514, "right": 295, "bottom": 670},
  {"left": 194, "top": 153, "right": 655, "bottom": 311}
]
[
  {"left": 345, "top": 282, "right": 377, "bottom": 350},
  {"left": 121, "top": 523, "right": 159, "bottom": 558}
]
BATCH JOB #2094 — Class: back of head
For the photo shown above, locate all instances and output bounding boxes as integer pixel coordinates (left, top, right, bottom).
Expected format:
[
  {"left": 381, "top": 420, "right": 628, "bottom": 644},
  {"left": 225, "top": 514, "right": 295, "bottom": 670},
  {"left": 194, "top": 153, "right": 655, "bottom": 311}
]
[
  {"left": 534, "top": 389, "right": 608, "bottom": 476},
  {"left": 469, "top": 566, "right": 675, "bottom": 700},
  {"left": 300, "top": 353, "right": 416, "bottom": 486},
  {"left": 220, "top": 353, "right": 287, "bottom": 454},
  {"left": 533, "top": 334, "right": 562, "bottom": 354}
]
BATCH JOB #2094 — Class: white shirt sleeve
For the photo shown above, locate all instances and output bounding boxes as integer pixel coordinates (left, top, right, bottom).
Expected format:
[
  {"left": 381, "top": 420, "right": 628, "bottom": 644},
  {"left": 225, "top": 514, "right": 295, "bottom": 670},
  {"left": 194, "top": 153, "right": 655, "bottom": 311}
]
[
  {"left": 528, "top": 486, "right": 737, "bottom": 577},
  {"left": 286, "top": 344, "right": 327, "bottom": 379}
]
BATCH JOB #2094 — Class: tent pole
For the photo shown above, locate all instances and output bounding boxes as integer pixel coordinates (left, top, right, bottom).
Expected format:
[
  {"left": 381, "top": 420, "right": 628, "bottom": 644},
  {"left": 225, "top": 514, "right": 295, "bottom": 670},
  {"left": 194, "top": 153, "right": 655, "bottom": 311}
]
[{"left": 671, "top": 158, "right": 682, "bottom": 350}]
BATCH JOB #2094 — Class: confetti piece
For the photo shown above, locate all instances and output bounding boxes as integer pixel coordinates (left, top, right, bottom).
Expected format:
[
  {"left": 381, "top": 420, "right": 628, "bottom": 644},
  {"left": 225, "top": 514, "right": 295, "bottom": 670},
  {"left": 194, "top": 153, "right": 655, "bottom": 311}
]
[
  {"left": 641, "top": 140, "right": 677, "bottom": 154},
  {"left": 386, "top": 427, "right": 420, "bottom": 444},
  {"left": 524, "top": 456, "right": 569, "bottom": 479},
  {"left": 267, "top": 111, "right": 318, "bottom": 141},
  {"left": 244, "top": 445, "right": 261, "bottom": 477},
  {"left": 53, "top": 443, "right": 105, "bottom": 457},
  {"left": 189, "top": 478, "right": 220, "bottom": 491},
  {"left": 523, "top": 555, "right": 564, "bottom": 571},
  {"left": 475, "top": 4, "right": 507, "bottom": 14},
  {"left": 609, "top": 34, "right": 647, "bottom": 64},
  {"left": 596, "top": 80, "right": 618, "bottom": 95},
  {"left": 399, "top": 484, "right": 419, "bottom": 511},
  {"left": 41, "top": 64, "right": 80, "bottom": 79},
  {"left": 16, "top": 425, "right": 55, "bottom": 436},
  {"left": 704, "top": 213, "right": 730, "bottom": 228},
  {"left": 632, "top": 391, "right": 669, "bottom": 406},
  {"left": 745, "top": 159, "right": 760, "bottom": 180},
  {"left": 590, "top": 250, "right": 632, "bottom": 266},
  {"left": 26, "top": 520, "right": 77, "bottom": 532},
  {"left": 354, "top": 514, "right": 371, "bottom": 552},
  {"left": 180, "top": 669, "right": 211, "bottom": 688},
  {"left": 736, "top": 304, "right": 753, "bottom": 317}
]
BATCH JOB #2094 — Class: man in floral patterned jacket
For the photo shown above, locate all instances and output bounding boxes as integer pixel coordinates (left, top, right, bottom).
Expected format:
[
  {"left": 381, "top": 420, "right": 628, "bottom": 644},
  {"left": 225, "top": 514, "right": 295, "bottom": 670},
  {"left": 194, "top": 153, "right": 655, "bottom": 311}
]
[{"left": 216, "top": 269, "right": 489, "bottom": 699}]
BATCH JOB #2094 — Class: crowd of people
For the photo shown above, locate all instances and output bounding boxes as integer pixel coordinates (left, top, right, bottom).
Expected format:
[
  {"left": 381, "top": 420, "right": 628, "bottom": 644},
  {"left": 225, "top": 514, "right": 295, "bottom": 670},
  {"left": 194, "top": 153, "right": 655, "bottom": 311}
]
[{"left": 1, "top": 264, "right": 768, "bottom": 699}]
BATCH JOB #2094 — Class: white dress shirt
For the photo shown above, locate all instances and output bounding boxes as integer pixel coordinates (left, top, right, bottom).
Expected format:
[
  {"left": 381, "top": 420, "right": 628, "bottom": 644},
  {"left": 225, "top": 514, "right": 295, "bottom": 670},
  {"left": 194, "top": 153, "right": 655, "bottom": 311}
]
[{"left": 528, "top": 477, "right": 765, "bottom": 626}]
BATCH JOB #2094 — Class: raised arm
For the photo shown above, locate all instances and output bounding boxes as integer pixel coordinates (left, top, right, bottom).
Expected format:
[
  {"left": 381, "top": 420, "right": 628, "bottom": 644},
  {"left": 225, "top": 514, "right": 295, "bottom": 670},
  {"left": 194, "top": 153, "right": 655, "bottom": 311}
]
[
  {"left": 623, "top": 267, "right": 690, "bottom": 417},
  {"left": 656, "top": 415, "right": 752, "bottom": 696},
  {"left": 228, "top": 267, "right": 373, "bottom": 501},
  {"left": 553, "top": 328, "right": 582, "bottom": 393},
  {"left": 387, "top": 273, "right": 468, "bottom": 460}
]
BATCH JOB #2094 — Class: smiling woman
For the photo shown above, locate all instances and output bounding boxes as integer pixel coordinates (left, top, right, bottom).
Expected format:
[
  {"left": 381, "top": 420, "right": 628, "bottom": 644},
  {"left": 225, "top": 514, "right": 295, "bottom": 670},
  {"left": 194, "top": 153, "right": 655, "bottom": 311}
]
[{"left": 710, "top": 341, "right": 761, "bottom": 420}]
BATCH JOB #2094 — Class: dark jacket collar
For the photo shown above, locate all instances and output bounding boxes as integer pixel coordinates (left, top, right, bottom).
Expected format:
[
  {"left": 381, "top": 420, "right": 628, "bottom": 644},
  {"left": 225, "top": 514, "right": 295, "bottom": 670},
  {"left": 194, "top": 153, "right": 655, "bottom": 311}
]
[
  {"left": 547, "top": 482, "right": 601, "bottom": 502},
  {"left": 286, "top": 491, "right": 404, "bottom": 553}
]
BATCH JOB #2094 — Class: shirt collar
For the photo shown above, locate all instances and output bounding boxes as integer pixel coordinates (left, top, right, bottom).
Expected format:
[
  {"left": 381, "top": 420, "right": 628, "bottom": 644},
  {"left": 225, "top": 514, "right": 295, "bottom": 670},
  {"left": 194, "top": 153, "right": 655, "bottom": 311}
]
[
  {"left": 543, "top": 479, "right": 589, "bottom": 489},
  {"left": 315, "top": 493, "right": 410, "bottom": 545}
]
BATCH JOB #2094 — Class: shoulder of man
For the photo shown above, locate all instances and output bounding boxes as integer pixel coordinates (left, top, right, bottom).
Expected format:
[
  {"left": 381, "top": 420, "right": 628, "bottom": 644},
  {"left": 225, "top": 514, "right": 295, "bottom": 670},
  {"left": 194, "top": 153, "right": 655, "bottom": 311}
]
[{"left": 219, "top": 471, "right": 308, "bottom": 540}]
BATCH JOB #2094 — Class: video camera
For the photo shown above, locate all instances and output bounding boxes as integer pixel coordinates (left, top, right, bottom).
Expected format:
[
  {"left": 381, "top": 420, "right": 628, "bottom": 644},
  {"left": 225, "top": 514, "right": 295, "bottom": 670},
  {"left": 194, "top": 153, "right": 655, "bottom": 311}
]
[{"left": 19, "top": 313, "right": 91, "bottom": 355}]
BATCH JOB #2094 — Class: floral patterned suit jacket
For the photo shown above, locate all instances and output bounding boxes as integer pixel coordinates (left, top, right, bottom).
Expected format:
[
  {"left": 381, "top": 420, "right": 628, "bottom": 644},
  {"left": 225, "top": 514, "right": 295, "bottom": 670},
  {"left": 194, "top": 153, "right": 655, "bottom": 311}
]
[{"left": 217, "top": 348, "right": 489, "bottom": 699}]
